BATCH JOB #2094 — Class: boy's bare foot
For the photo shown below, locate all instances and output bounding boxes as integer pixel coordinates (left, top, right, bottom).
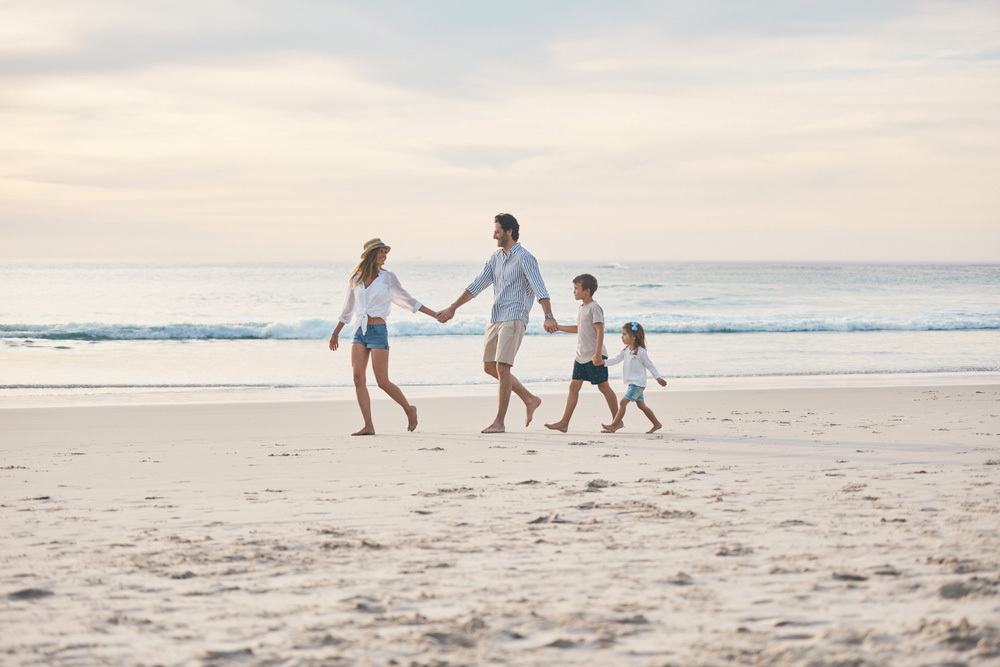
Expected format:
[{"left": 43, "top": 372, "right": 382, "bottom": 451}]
[
  {"left": 601, "top": 422, "right": 623, "bottom": 433},
  {"left": 481, "top": 422, "right": 505, "bottom": 434},
  {"left": 406, "top": 406, "right": 418, "bottom": 432},
  {"left": 352, "top": 426, "right": 375, "bottom": 436},
  {"left": 646, "top": 421, "right": 662, "bottom": 434},
  {"left": 525, "top": 396, "right": 542, "bottom": 427},
  {"left": 544, "top": 421, "right": 568, "bottom": 433}
]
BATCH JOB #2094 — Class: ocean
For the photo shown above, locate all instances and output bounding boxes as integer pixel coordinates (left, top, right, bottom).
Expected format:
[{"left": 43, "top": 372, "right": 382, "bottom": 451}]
[{"left": 2, "top": 260, "right": 998, "bottom": 407}]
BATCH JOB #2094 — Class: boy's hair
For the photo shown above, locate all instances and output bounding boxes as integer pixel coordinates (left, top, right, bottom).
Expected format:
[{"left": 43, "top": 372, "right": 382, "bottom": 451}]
[
  {"left": 495, "top": 213, "right": 519, "bottom": 241},
  {"left": 573, "top": 273, "right": 598, "bottom": 295},
  {"left": 622, "top": 321, "right": 646, "bottom": 351}
]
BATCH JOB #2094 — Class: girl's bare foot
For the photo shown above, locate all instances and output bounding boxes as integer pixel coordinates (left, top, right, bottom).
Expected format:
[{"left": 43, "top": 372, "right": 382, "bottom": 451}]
[
  {"left": 406, "top": 406, "right": 418, "bottom": 432},
  {"left": 352, "top": 426, "right": 375, "bottom": 436},
  {"left": 646, "top": 421, "right": 662, "bottom": 434},
  {"left": 544, "top": 421, "right": 568, "bottom": 433},
  {"left": 481, "top": 422, "right": 505, "bottom": 434},
  {"left": 601, "top": 421, "right": 623, "bottom": 433}
]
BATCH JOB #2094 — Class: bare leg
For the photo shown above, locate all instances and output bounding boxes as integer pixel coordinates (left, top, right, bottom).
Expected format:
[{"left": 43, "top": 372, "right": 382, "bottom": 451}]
[
  {"left": 351, "top": 344, "right": 375, "bottom": 435},
  {"left": 482, "top": 362, "right": 511, "bottom": 433},
  {"left": 602, "top": 398, "right": 629, "bottom": 433},
  {"left": 545, "top": 380, "right": 583, "bottom": 432},
  {"left": 596, "top": 382, "right": 621, "bottom": 423},
  {"left": 371, "top": 349, "right": 417, "bottom": 432},
  {"left": 636, "top": 400, "right": 663, "bottom": 433},
  {"left": 483, "top": 362, "right": 541, "bottom": 430}
]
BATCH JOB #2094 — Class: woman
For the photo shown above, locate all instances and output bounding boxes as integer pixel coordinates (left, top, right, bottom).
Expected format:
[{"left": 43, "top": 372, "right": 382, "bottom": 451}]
[{"left": 330, "top": 238, "right": 438, "bottom": 435}]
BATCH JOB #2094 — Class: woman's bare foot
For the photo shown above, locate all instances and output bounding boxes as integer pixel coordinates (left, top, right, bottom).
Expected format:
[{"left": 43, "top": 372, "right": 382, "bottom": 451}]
[
  {"left": 544, "top": 421, "right": 568, "bottom": 433},
  {"left": 525, "top": 396, "right": 542, "bottom": 427},
  {"left": 646, "top": 421, "right": 662, "bottom": 434},
  {"left": 406, "top": 406, "right": 418, "bottom": 432},
  {"left": 481, "top": 422, "right": 505, "bottom": 434},
  {"left": 352, "top": 426, "right": 375, "bottom": 436},
  {"left": 601, "top": 421, "right": 623, "bottom": 433}
]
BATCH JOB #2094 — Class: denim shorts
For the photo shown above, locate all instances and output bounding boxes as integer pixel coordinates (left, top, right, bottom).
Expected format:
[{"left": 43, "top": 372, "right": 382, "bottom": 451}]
[
  {"left": 624, "top": 384, "right": 645, "bottom": 402},
  {"left": 352, "top": 323, "right": 389, "bottom": 350},
  {"left": 572, "top": 358, "right": 609, "bottom": 385}
]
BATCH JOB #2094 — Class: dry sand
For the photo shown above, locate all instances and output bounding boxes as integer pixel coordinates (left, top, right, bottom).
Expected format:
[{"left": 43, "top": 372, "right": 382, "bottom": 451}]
[{"left": 2, "top": 385, "right": 999, "bottom": 666}]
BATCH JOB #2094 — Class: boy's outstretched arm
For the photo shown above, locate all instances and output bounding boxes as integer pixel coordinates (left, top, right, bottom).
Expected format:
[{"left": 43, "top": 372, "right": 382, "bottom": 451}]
[{"left": 555, "top": 324, "right": 578, "bottom": 334}]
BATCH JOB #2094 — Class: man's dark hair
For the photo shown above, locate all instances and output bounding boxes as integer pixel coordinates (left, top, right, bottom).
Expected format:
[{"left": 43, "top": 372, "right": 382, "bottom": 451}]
[
  {"left": 495, "top": 213, "right": 519, "bottom": 242},
  {"left": 574, "top": 273, "right": 598, "bottom": 295}
]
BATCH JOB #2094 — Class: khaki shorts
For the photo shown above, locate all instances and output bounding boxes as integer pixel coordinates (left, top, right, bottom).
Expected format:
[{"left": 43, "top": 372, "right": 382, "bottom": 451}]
[{"left": 483, "top": 320, "right": 526, "bottom": 367}]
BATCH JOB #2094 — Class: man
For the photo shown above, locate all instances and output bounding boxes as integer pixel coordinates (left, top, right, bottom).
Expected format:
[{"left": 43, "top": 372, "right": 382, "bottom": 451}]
[{"left": 437, "top": 213, "right": 559, "bottom": 433}]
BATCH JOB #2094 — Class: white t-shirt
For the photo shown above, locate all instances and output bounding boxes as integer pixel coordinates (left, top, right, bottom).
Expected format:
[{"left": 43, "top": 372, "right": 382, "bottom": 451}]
[{"left": 575, "top": 301, "right": 608, "bottom": 364}]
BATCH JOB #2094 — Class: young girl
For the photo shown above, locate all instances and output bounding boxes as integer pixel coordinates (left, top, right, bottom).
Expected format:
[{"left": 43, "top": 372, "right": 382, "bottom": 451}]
[
  {"left": 601, "top": 321, "right": 667, "bottom": 434},
  {"left": 329, "top": 238, "right": 439, "bottom": 435}
]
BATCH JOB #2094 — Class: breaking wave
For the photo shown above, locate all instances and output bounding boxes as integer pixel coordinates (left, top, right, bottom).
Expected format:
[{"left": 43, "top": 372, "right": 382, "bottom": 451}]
[{"left": 3, "top": 312, "right": 999, "bottom": 341}]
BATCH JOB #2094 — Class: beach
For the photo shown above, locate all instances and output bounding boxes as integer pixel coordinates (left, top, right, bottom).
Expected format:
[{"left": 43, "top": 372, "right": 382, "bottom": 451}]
[{"left": 2, "top": 385, "right": 999, "bottom": 665}]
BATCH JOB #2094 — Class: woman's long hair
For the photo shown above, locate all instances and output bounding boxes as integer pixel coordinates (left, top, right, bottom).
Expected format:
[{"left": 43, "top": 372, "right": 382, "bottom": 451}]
[
  {"left": 623, "top": 321, "right": 646, "bottom": 352},
  {"left": 349, "top": 248, "right": 383, "bottom": 287}
]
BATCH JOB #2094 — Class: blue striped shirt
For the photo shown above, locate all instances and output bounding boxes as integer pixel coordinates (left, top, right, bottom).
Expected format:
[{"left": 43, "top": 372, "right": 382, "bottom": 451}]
[{"left": 467, "top": 243, "right": 551, "bottom": 325}]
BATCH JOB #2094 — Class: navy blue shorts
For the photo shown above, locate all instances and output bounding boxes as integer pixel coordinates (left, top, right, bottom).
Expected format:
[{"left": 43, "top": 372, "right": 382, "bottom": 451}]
[
  {"left": 352, "top": 323, "right": 389, "bottom": 350},
  {"left": 572, "top": 358, "right": 609, "bottom": 385}
]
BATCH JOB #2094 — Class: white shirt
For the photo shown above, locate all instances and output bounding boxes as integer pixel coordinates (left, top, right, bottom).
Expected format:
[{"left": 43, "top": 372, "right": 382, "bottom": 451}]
[
  {"left": 337, "top": 270, "right": 422, "bottom": 336},
  {"left": 467, "top": 243, "right": 550, "bottom": 326},
  {"left": 606, "top": 345, "right": 663, "bottom": 388}
]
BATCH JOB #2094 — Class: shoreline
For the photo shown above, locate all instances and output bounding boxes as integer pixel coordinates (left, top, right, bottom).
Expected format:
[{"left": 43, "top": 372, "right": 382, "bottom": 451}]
[
  {"left": 4, "top": 369, "right": 999, "bottom": 410},
  {"left": 3, "top": 385, "right": 998, "bottom": 665}
]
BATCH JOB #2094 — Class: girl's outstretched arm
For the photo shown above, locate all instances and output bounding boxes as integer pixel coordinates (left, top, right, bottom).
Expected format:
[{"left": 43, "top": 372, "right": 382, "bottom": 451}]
[{"left": 605, "top": 348, "right": 626, "bottom": 366}]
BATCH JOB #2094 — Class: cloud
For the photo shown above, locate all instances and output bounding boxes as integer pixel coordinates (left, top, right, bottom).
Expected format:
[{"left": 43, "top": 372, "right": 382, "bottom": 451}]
[{"left": 1, "top": 1, "right": 998, "bottom": 260}]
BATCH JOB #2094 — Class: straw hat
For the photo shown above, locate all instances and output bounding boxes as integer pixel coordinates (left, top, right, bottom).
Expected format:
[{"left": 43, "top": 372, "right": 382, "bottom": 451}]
[{"left": 361, "top": 238, "right": 390, "bottom": 257}]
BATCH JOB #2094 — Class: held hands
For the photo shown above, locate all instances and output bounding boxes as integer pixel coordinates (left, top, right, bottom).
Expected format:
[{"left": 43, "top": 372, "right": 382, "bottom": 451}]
[
  {"left": 436, "top": 306, "right": 455, "bottom": 324},
  {"left": 656, "top": 377, "right": 667, "bottom": 387},
  {"left": 592, "top": 353, "right": 605, "bottom": 366},
  {"left": 543, "top": 317, "right": 559, "bottom": 334}
]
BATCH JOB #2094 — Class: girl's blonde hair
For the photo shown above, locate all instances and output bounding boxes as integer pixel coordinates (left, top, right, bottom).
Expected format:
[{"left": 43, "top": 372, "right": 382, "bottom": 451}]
[
  {"left": 349, "top": 247, "right": 384, "bottom": 287},
  {"left": 622, "top": 321, "right": 646, "bottom": 351}
]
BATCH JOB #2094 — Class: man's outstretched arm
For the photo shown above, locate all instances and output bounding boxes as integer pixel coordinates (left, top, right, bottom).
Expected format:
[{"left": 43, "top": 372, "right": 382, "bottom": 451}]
[{"left": 437, "top": 289, "right": 476, "bottom": 323}]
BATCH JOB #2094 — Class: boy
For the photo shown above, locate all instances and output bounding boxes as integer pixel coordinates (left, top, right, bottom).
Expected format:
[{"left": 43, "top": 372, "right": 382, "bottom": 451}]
[{"left": 544, "top": 274, "right": 620, "bottom": 432}]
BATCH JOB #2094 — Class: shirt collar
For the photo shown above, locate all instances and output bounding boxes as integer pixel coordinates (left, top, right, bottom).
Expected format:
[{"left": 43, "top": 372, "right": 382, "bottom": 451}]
[{"left": 501, "top": 242, "right": 522, "bottom": 257}]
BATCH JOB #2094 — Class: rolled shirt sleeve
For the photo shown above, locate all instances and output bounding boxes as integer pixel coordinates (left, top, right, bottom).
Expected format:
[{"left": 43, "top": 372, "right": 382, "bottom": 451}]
[
  {"left": 521, "top": 251, "right": 550, "bottom": 302},
  {"left": 466, "top": 255, "right": 496, "bottom": 297}
]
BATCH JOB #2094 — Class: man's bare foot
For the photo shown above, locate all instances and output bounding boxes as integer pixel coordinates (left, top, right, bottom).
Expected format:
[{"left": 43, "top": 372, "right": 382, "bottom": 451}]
[
  {"left": 601, "top": 421, "right": 623, "bottom": 433},
  {"left": 352, "top": 426, "right": 375, "bottom": 436},
  {"left": 406, "top": 406, "right": 418, "bottom": 432},
  {"left": 544, "top": 421, "right": 568, "bottom": 433},
  {"left": 481, "top": 422, "right": 505, "bottom": 434},
  {"left": 646, "top": 421, "right": 662, "bottom": 434},
  {"left": 525, "top": 396, "right": 542, "bottom": 427}
]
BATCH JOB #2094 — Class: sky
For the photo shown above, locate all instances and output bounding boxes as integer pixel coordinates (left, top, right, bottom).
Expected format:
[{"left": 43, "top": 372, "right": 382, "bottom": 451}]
[{"left": 1, "top": 0, "right": 998, "bottom": 262}]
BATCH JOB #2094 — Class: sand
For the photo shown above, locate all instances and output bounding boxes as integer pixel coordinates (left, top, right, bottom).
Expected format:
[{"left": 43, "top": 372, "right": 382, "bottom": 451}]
[{"left": 2, "top": 385, "right": 999, "bottom": 666}]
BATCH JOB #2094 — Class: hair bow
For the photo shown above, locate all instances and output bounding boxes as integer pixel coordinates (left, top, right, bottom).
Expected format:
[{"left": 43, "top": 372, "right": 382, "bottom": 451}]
[{"left": 631, "top": 322, "right": 638, "bottom": 331}]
